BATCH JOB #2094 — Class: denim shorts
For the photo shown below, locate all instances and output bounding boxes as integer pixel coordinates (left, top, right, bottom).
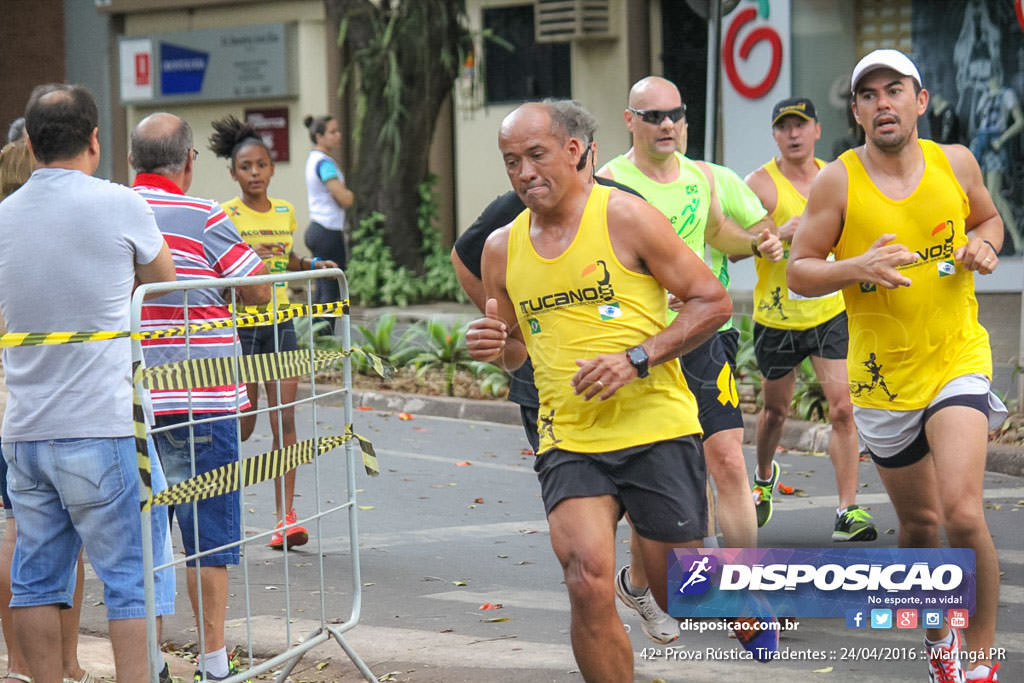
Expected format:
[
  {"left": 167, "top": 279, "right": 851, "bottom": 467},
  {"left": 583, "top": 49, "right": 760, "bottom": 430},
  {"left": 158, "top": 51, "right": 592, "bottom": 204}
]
[
  {"left": 154, "top": 414, "right": 241, "bottom": 567},
  {"left": 0, "top": 448, "right": 11, "bottom": 511},
  {"left": 2, "top": 436, "right": 176, "bottom": 620}
]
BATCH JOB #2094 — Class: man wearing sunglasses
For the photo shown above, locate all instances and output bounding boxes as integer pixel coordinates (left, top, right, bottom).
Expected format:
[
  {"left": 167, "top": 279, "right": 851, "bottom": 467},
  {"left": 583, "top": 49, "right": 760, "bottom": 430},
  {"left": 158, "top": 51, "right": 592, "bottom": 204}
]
[{"left": 598, "top": 76, "right": 783, "bottom": 657}]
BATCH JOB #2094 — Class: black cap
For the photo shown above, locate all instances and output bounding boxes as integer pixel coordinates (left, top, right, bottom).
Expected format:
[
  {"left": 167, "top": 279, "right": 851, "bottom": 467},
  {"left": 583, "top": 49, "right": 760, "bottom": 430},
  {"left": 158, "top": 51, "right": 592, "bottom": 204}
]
[{"left": 771, "top": 97, "right": 817, "bottom": 126}]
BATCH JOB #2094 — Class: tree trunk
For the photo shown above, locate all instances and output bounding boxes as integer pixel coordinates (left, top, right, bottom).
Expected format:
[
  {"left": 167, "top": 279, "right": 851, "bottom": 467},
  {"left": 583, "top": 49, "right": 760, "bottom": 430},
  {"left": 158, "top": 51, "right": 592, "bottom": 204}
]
[{"left": 327, "top": 0, "right": 469, "bottom": 272}]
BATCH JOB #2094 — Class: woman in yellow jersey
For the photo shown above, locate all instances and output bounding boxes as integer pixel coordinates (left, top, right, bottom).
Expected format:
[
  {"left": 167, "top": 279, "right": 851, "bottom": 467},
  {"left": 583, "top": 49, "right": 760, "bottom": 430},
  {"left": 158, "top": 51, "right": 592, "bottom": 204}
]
[{"left": 209, "top": 115, "right": 337, "bottom": 550}]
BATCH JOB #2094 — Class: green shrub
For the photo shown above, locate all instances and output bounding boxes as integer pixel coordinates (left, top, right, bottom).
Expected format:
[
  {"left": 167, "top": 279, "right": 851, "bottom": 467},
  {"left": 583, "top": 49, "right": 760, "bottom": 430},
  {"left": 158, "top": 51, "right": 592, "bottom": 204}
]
[{"left": 345, "top": 176, "right": 468, "bottom": 307}]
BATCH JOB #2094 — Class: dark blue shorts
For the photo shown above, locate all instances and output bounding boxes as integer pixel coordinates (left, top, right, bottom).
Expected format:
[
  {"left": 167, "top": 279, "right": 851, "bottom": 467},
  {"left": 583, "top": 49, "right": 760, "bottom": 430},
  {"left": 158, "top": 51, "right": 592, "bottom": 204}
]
[
  {"left": 237, "top": 319, "right": 298, "bottom": 356},
  {"left": 0, "top": 449, "right": 10, "bottom": 511},
  {"left": 153, "top": 414, "right": 241, "bottom": 567}
]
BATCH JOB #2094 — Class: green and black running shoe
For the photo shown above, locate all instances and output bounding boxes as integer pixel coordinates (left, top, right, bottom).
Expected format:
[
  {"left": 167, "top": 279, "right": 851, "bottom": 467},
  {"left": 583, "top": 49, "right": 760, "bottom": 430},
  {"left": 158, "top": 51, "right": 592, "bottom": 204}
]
[
  {"left": 832, "top": 505, "right": 878, "bottom": 542},
  {"left": 751, "top": 461, "right": 780, "bottom": 528}
]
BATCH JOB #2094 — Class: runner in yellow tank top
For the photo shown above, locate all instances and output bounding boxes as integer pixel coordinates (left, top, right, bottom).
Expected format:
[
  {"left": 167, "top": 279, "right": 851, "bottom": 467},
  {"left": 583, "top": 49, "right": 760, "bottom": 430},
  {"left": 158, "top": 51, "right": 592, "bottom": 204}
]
[
  {"left": 788, "top": 50, "right": 1005, "bottom": 683},
  {"left": 745, "top": 98, "right": 875, "bottom": 543},
  {"left": 467, "top": 102, "right": 732, "bottom": 682},
  {"left": 597, "top": 77, "right": 784, "bottom": 657}
]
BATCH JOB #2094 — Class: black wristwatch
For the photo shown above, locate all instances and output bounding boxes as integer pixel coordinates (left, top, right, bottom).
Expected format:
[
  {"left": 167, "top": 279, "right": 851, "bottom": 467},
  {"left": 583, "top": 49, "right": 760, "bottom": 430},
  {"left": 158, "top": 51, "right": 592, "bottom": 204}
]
[
  {"left": 751, "top": 238, "right": 761, "bottom": 257},
  {"left": 626, "top": 345, "right": 649, "bottom": 379}
]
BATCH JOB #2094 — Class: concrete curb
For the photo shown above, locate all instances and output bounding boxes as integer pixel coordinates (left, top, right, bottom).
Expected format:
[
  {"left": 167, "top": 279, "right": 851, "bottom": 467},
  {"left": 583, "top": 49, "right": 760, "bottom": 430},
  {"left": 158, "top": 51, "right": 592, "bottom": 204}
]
[{"left": 342, "top": 388, "right": 1024, "bottom": 478}]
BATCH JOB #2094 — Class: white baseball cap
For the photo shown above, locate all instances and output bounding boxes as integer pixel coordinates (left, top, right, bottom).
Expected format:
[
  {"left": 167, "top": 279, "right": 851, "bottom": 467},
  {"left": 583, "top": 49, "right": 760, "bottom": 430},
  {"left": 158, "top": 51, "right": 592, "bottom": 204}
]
[{"left": 850, "top": 49, "right": 922, "bottom": 94}]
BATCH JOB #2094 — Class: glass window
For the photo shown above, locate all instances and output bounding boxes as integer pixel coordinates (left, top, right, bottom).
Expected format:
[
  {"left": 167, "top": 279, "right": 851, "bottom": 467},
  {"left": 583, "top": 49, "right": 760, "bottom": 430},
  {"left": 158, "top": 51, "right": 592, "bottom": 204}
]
[{"left": 483, "top": 5, "right": 571, "bottom": 104}]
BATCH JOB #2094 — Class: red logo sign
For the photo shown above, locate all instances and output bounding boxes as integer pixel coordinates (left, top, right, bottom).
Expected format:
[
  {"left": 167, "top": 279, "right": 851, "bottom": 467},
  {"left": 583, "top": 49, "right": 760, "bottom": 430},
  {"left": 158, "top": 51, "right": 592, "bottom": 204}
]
[
  {"left": 948, "top": 609, "right": 969, "bottom": 629},
  {"left": 135, "top": 53, "right": 150, "bottom": 86},
  {"left": 896, "top": 609, "right": 918, "bottom": 629},
  {"left": 723, "top": 6, "right": 782, "bottom": 99}
]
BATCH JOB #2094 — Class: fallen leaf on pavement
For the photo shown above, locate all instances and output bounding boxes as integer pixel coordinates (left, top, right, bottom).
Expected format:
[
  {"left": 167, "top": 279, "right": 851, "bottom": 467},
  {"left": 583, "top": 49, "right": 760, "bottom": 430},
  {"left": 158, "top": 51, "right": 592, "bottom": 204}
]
[
  {"left": 455, "top": 461, "right": 472, "bottom": 467},
  {"left": 813, "top": 666, "right": 834, "bottom": 673},
  {"left": 398, "top": 412, "right": 413, "bottom": 420},
  {"left": 413, "top": 427, "right": 429, "bottom": 432},
  {"left": 453, "top": 580, "right": 467, "bottom": 586},
  {"left": 474, "top": 497, "right": 485, "bottom": 503},
  {"left": 315, "top": 659, "right": 330, "bottom": 671},
  {"left": 483, "top": 617, "right": 510, "bottom": 623},
  {"left": 358, "top": 505, "right": 374, "bottom": 511},
  {"left": 479, "top": 602, "right": 503, "bottom": 610},
  {"left": 520, "top": 448, "right": 534, "bottom": 455},
  {"left": 357, "top": 406, "right": 373, "bottom": 411},
  {"left": 778, "top": 484, "right": 794, "bottom": 495}
]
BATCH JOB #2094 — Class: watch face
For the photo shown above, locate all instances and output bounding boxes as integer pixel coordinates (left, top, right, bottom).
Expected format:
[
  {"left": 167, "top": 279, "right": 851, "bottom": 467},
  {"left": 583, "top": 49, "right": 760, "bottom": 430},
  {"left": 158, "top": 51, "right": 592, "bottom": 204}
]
[
  {"left": 627, "top": 346, "right": 649, "bottom": 377},
  {"left": 628, "top": 346, "right": 648, "bottom": 364}
]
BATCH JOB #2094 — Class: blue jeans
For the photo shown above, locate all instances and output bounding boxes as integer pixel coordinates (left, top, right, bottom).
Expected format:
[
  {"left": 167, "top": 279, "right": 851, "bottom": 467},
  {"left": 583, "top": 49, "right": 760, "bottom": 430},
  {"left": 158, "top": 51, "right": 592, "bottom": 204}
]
[
  {"left": 3, "top": 436, "right": 175, "bottom": 619},
  {"left": 154, "top": 414, "right": 241, "bottom": 567}
]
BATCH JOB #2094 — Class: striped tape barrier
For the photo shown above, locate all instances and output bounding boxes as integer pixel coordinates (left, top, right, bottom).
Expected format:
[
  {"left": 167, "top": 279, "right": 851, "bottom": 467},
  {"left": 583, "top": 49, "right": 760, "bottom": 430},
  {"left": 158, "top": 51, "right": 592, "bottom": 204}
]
[{"left": 151, "top": 426, "right": 378, "bottom": 507}]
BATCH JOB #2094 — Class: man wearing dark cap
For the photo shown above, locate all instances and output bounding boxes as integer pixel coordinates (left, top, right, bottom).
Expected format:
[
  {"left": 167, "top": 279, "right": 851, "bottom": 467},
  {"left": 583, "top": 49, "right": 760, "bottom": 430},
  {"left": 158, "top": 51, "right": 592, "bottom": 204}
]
[
  {"left": 789, "top": 49, "right": 1004, "bottom": 683},
  {"left": 744, "top": 97, "right": 877, "bottom": 543}
]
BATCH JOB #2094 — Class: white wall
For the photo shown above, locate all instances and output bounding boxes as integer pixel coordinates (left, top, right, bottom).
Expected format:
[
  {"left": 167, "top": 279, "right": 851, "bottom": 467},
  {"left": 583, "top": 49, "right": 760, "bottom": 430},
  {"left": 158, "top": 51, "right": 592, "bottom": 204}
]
[
  {"left": 123, "top": 1, "right": 329, "bottom": 253},
  {"left": 455, "top": 0, "right": 631, "bottom": 233}
]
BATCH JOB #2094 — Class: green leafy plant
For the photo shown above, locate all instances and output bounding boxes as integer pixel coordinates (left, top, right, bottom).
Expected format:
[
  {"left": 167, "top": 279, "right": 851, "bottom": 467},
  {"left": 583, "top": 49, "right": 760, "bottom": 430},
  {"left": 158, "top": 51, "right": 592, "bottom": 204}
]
[
  {"left": 354, "top": 313, "right": 419, "bottom": 372},
  {"left": 417, "top": 174, "right": 467, "bottom": 303},
  {"left": 792, "top": 357, "right": 828, "bottom": 422},
  {"left": 345, "top": 178, "right": 466, "bottom": 307},
  {"left": 403, "top": 319, "right": 475, "bottom": 396},
  {"left": 469, "top": 360, "right": 510, "bottom": 397},
  {"left": 732, "top": 315, "right": 762, "bottom": 407}
]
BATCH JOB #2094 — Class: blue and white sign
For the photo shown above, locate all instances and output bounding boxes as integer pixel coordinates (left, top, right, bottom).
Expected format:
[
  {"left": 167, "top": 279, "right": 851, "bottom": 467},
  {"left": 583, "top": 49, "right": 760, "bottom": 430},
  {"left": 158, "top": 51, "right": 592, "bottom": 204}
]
[
  {"left": 667, "top": 547, "right": 976, "bottom": 618},
  {"left": 118, "top": 23, "right": 293, "bottom": 103}
]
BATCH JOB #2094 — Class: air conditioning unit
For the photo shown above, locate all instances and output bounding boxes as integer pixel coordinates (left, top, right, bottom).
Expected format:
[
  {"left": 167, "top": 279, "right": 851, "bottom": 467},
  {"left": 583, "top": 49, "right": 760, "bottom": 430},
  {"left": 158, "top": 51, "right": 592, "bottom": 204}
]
[{"left": 535, "top": 0, "right": 615, "bottom": 43}]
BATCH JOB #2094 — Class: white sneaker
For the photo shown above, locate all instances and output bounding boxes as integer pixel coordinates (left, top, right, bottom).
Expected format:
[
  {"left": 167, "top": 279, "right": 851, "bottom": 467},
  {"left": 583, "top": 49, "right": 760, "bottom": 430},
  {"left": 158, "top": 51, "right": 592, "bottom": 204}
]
[
  {"left": 928, "top": 628, "right": 965, "bottom": 683},
  {"left": 614, "top": 565, "right": 678, "bottom": 644}
]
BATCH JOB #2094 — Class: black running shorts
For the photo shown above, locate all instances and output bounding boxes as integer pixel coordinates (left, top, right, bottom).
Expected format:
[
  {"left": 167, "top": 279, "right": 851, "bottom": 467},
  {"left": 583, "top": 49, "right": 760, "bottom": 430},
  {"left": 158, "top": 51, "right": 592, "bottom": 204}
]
[
  {"left": 533, "top": 436, "right": 707, "bottom": 543},
  {"left": 679, "top": 328, "right": 744, "bottom": 438},
  {"left": 754, "top": 312, "right": 848, "bottom": 380}
]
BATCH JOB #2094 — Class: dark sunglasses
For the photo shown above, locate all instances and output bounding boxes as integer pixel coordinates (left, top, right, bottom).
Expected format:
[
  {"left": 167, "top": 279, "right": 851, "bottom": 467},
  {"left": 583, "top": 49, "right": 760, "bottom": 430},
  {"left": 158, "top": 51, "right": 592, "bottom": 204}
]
[{"left": 629, "top": 105, "right": 687, "bottom": 125}]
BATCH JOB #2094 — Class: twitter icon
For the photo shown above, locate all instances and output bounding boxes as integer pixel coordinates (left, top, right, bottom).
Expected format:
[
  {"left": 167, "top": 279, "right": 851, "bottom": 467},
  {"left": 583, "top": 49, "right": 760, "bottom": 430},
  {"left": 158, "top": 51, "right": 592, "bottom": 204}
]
[{"left": 870, "top": 609, "right": 893, "bottom": 629}]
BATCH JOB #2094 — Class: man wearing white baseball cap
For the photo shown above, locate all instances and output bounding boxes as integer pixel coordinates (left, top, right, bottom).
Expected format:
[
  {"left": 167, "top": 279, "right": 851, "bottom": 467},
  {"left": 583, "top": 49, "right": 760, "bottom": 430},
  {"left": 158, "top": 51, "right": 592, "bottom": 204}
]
[
  {"left": 789, "top": 48, "right": 1004, "bottom": 683},
  {"left": 849, "top": 48, "right": 922, "bottom": 93}
]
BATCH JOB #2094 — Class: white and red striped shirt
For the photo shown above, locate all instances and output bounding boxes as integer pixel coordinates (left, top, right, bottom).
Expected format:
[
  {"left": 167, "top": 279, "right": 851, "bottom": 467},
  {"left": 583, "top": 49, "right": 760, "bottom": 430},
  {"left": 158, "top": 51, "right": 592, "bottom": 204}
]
[{"left": 134, "top": 173, "right": 264, "bottom": 415}]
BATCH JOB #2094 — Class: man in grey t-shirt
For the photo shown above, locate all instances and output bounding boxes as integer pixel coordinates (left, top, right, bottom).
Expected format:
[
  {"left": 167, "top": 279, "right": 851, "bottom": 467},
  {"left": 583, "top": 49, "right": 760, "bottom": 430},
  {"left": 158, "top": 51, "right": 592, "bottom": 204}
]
[{"left": 0, "top": 84, "right": 176, "bottom": 683}]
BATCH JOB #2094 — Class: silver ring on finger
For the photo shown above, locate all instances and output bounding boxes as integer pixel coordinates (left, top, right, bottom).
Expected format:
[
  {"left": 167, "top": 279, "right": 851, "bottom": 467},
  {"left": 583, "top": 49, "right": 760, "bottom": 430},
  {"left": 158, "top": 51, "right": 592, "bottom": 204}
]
[{"left": 595, "top": 380, "right": 605, "bottom": 390}]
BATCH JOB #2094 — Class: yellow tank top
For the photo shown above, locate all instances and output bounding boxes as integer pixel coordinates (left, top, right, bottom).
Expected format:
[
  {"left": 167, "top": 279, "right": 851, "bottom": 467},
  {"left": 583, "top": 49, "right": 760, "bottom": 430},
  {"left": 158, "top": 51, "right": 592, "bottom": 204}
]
[
  {"left": 223, "top": 196, "right": 297, "bottom": 306},
  {"left": 753, "top": 159, "right": 845, "bottom": 329},
  {"left": 836, "top": 140, "right": 991, "bottom": 410},
  {"left": 505, "top": 184, "right": 702, "bottom": 453}
]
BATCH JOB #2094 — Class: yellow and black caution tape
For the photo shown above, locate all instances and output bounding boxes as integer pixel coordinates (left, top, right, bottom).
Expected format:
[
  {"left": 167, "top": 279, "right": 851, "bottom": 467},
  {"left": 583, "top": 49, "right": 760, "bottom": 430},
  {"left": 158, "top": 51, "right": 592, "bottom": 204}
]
[
  {"left": 142, "top": 349, "right": 345, "bottom": 390},
  {"left": 0, "top": 301, "right": 350, "bottom": 348},
  {"left": 139, "top": 348, "right": 391, "bottom": 390},
  {"left": 133, "top": 360, "right": 154, "bottom": 511},
  {"left": 151, "top": 425, "right": 378, "bottom": 507},
  {"left": 0, "top": 330, "right": 130, "bottom": 349},
  {"left": 139, "top": 301, "right": 349, "bottom": 340}
]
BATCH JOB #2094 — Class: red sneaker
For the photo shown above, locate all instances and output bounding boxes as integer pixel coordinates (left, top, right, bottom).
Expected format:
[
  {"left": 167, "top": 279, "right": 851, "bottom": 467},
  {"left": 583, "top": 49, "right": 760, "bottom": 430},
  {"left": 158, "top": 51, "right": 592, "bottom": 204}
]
[{"left": 269, "top": 509, "right": 308, "bottom": 550}]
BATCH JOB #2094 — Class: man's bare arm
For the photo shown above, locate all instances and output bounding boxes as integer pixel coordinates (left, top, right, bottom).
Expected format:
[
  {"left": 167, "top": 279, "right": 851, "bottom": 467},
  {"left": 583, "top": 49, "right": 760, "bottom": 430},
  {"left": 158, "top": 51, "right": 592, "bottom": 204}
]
[
  {"left": 788, "top": 161, "right": 916, "bottom": 296},
  {"left": 451, "top": 247, "right": 487, "bottom": 312},
  {"left": 571, "top": 193, "right": 732, "bottom": 401},
  {"left": 465, "top": 228, "right": 528, "bottom": 371},
  {"left": 944, "top": 144, "right": 1003, "bottom": 274},
  {"left": 237, "top": 262, "right": 273, "bottom": 306},
  {"left": 134, "top": 241, "right": 177, "bottom": 300},
  {"left": 699, "top": 163, "right": 782, "bottom": 261}
]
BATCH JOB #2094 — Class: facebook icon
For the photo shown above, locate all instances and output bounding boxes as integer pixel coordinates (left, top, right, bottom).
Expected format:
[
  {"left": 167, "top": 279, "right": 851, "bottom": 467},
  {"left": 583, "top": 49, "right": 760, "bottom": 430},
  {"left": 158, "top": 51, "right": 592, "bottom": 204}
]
[{"left": 846, "top": 610, "right": 866, "bottom": 629}]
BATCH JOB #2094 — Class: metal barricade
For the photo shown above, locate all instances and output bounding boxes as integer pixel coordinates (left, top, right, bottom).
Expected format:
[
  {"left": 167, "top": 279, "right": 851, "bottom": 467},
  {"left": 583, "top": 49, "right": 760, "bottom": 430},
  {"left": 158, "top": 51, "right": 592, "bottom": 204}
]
[{"left": 130, "top": 268, "right": 377, "bottom": 682}]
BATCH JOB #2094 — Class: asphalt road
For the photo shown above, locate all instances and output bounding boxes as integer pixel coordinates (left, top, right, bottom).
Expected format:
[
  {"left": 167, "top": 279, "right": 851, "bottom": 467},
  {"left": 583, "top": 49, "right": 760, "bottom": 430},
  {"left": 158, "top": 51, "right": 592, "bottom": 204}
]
[{"left": 71, "top": 400, "right": 1024, "bottom": 682}]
